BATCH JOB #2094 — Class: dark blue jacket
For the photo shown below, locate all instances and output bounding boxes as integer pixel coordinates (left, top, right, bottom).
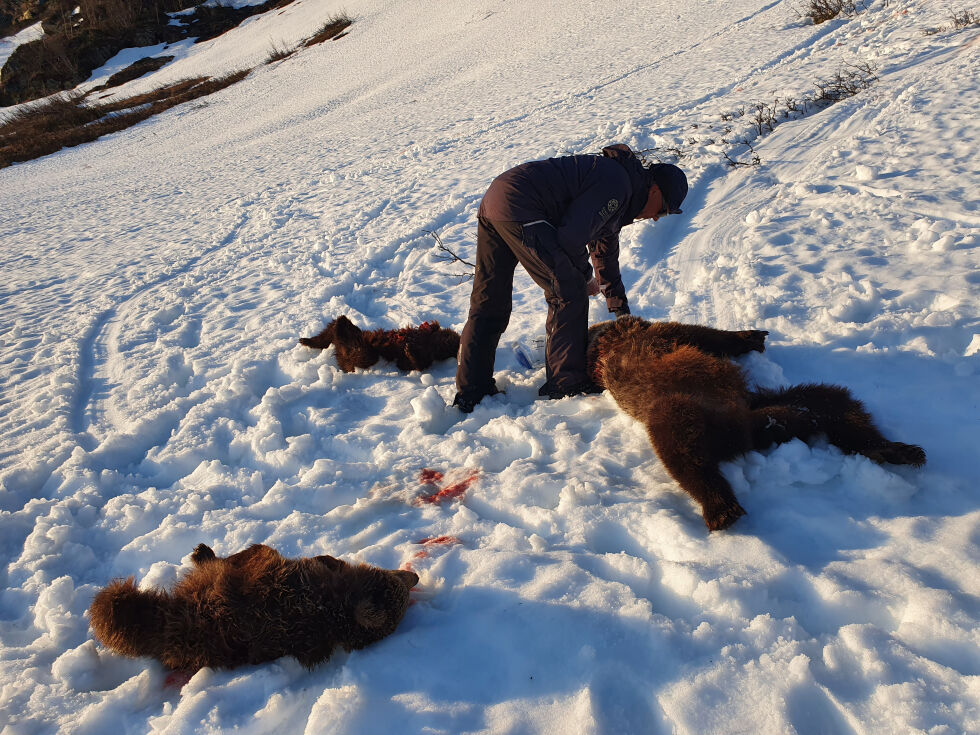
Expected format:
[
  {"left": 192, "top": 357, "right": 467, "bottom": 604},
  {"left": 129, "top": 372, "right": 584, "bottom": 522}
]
[{"left": 478, "top": 144, "right": 651, "bottom": 312}]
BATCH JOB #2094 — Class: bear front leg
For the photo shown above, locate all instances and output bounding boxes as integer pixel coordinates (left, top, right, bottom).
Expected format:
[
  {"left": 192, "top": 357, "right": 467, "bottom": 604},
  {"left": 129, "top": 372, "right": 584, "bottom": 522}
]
[
  {"left": 648, "top": 322, "right": 767, "bottom": 357},
  {"left": 397, "top": 343, "right": 434, "bottom": 372},
  {"left": 299, "top": 320, "right": 338, "bottom": 349},
  {"left": 644, "top": 395, "right": 749, "bottom": 531}
]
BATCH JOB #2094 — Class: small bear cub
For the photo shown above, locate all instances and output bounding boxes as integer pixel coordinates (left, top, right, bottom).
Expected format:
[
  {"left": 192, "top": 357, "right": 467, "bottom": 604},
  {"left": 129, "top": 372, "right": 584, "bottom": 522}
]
[
  {"left": 299, "top": 315, "right": 460, "bottom": 372},
  {"left": 89, "top": 543, "right": 418, "bottom": 672}
]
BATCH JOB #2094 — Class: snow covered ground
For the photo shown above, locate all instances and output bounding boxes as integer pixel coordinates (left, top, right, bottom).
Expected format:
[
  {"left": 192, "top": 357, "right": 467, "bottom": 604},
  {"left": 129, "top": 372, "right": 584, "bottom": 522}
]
[{"left": 0, "top": 0, "right": 977, "bottom": 732}]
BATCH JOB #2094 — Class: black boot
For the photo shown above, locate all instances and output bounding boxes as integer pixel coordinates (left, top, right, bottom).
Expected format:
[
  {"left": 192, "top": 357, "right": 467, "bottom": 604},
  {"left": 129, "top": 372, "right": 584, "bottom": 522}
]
[
  {"left": 453, "top": 380, "right": 502, "bottom": 413},
  {"left": 538, "top": 381, "right": 603, "bottom": 400}
]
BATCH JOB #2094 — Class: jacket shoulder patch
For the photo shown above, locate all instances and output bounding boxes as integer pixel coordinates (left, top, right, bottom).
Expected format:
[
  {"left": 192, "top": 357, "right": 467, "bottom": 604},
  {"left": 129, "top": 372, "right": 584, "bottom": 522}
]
[{"left": 598, "top": 198, "right": 619, "bottom": 220}]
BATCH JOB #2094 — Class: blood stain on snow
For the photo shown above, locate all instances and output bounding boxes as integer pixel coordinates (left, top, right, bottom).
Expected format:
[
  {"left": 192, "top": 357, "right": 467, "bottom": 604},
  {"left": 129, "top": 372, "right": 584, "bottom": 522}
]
[
  {"left": 416, "top": 470, "right": 479, "bottom": 505},
  {"left": 411, "top": 535, "right": 463, "bottom": 559},
  {"left": 416, "top": 535, "right": 461, "bottom": 546},
  {"left": 419, "top": 468, "right": 444, "bottom": 485}
]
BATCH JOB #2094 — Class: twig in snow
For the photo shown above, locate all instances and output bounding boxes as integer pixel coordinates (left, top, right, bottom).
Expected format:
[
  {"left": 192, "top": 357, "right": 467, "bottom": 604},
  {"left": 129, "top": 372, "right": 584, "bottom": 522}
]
[
  {"left": 724, "top": 139, "right": 762, "bottom": 167},
  {"left": 425, "top": 230, "right": 474, "bottom": 282}
]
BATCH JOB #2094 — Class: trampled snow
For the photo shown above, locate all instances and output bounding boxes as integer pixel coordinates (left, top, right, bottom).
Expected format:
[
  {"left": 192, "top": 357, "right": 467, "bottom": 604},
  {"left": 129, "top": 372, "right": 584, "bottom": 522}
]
[{"left": 0, "top": 1, "right": 978, "bottom": 733}]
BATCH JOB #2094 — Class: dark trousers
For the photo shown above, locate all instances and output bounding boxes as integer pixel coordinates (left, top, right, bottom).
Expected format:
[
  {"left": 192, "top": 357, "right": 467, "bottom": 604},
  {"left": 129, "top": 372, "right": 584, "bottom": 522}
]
[{"left": 456, "top": 217, "right": 588, "bottom": 398}]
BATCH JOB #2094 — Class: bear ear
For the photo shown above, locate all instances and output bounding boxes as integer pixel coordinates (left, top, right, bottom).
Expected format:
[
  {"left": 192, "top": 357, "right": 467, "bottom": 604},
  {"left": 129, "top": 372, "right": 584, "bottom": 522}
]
[
  {"left": 314, "top": 554, "right": 346, "bottom": 572},
  {"left": 190, "top": 544, "right": 216, "bottom": 565},
  {"left": 392, "top": 570, "right": 419, "bottom": 589},
  {"left": 333, "top": 315, "right": 364, "bottom": 345},
  {"left": 353, "top": 598, "right": 388, "bottom": 629}
]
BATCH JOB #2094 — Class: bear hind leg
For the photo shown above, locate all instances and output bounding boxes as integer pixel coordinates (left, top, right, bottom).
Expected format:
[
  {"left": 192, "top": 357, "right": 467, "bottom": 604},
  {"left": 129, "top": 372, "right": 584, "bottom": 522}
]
[{"left": 750, "top": 384, "right": 925, "bottom": 466}]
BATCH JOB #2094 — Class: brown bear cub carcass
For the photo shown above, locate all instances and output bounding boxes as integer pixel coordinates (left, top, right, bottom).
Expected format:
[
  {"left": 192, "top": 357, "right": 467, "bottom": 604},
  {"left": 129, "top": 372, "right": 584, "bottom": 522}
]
[
  {"left": 300, "top": 315, "right": 460, "bottom": 373},
  {"left": 587, "top": 317, "right": 925, "bottom": 531},
  {"left": 89, "top": 544, "right": 419, "bottom": 672}
]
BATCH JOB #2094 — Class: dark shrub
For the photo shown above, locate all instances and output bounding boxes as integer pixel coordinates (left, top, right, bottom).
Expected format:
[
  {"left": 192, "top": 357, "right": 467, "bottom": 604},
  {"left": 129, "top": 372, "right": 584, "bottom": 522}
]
[
  {"left": 803, "top": 0, "right": 858, "bottom": 25},
  {"left": 1, "top": 0, "right": 294, "bottom": 106},
  {"left": 814, "top": 62, "right": 877, "bottom": 103},
  {"left": 948, "top": 8, "right": 979, "bottom": 29},
  {"left": 0, "top": 24, "right": 179, "bottom": 105},
  {"left": 98, "top": 55, "right": 174, "bottom": 89}
]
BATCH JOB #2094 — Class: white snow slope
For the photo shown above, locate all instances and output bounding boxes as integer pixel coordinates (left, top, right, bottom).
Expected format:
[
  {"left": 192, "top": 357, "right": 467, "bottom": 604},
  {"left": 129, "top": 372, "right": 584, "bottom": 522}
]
[{"left": 0, "top": 1, "right": 978, "bottom": 733}]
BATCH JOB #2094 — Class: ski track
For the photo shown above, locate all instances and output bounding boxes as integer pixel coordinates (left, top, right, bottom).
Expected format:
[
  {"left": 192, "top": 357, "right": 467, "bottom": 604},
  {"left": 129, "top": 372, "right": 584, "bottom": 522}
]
[{"left": 74, "top": 208, "right": 252, "bottom": 442}]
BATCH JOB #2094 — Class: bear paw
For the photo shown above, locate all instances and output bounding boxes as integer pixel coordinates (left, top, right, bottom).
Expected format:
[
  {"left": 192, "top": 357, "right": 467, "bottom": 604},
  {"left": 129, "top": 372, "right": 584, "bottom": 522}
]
[
  {"left": 863, "top": 442, "right": 926, "bottom": 467},
  {"left": 702, "top": 496, "right": 747, "bottom": 531}
]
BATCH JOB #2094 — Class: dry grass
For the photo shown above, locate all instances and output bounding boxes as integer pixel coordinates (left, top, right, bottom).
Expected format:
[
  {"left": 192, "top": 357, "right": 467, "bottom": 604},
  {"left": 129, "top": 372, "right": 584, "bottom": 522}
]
[
  {"left": 0, "top": 69, "right": 250, "bottom": 168},
  {"left": 265, "top": 13, "right": 354, "bottom": 62},
  {"left": 302, "top": 13, "right": 353, "bottom": 47},
  {"left": 265, "top": 40, "right": 298, "bottom": 64}
]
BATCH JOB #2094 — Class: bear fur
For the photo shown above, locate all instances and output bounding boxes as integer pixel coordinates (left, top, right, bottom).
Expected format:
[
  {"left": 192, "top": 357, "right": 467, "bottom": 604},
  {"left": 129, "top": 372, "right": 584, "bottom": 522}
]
[
  {"left": 299, "top": 315, "right": 460, "bottom": 373},
  {"left": 89, "top": 543, "right": 419, "bottom": 672},
  {"left": 587, "top": 316, "right": 925, "bottom": 531}
]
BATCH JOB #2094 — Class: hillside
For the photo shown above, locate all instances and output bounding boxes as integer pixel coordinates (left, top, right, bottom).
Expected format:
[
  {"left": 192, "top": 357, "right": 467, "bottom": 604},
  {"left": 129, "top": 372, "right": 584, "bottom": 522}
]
[{"left": 0, "top": 1, "right": 978, "bottom": 733}]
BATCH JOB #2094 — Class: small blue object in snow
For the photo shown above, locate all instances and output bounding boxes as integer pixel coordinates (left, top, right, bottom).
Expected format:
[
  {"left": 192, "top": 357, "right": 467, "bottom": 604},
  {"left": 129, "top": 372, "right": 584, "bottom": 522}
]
[{"left": 514, "top": 347, "right": 533, "bottom": 370}]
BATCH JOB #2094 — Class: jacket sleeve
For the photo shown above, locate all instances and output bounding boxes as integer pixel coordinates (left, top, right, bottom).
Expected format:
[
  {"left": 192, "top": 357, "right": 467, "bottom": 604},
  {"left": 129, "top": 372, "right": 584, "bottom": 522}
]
[
  {"left": 589, "top": 235, "right": 629, "bottom": 315},
  {"left": 555, "top": 166, "right": 632, "bottom": 278}
]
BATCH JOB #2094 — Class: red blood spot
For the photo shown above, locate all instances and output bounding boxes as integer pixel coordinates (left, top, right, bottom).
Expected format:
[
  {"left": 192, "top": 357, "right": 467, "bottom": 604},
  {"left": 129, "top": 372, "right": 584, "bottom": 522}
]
[
  {"left": 410, "top": 535, "right": 461, "bottom": 563},
  {"left": 418, "top": 471, "right": 478, "bottom": 505},
  {"left": 416, "top": 535, "right": 461, "bottom": 546},
  {"left": 165, "top": 670, "right": 193, "bottom": 689},
  {"left": 419, "top": 469, "right": 444, "bottom": 485}
]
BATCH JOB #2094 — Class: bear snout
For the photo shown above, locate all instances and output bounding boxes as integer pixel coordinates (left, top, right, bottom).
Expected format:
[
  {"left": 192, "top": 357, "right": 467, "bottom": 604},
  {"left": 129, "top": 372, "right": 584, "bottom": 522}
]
[{"left": 393, "top": 570, "right": 419, "bottom": 589}]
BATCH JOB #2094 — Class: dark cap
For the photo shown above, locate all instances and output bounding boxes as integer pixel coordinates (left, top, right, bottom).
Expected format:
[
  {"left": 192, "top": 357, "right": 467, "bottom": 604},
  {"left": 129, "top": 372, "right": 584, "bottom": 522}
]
[{"left": 649, "top": 164, "right": 688, "bottom": 214}]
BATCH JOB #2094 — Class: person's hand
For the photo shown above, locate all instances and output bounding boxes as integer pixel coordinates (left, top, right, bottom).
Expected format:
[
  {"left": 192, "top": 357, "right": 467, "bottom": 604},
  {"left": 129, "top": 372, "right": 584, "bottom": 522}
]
[{"left": 586, "top": 277, "right": 601, "bottom": 296}]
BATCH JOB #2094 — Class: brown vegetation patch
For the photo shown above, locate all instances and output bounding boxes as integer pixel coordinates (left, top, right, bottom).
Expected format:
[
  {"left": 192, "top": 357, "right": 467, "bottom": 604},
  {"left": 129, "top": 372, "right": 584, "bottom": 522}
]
[
  {"left": 800, "top": 0, "right": 860, "bottom": 25},
  {"left": 264, "top": 40, "right": 297, "bottom": 64},
  {"left": 302, "top": 14, "right": 353, "bottom": 47},
  {"left": 96, "top": 54, "right": 174, "bottom": 89},
  {"left": 1, "top": 0, "right": 297, "bottom": 106},
  {"left": 0, "top": 68, "right": 249, "bottom": 167},
  {"left": 797, "top": 0, "right": 865, "bottom": 25}
]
